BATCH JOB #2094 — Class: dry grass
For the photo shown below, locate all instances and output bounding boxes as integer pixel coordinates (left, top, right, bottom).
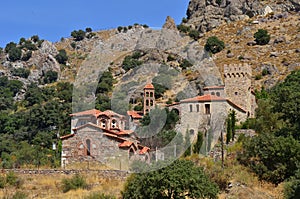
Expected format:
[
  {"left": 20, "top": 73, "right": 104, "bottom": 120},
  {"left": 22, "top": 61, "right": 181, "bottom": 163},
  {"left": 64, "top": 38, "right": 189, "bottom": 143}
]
[{"left": 0, "top": 172, "right": 126, "bottom": 199}]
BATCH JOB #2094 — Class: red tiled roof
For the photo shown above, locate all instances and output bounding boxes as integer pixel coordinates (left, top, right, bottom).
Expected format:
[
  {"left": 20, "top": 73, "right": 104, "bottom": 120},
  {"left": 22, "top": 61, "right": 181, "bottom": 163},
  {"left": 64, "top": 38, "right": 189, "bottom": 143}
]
[
  {"left": 144, "top": 83, "right": 154, "bottom": 89},
  {"left": 60, "top": 133, "right": 74, "bottom": 140},
  {"left": 139, "top": 147, "right": 150, "bottom": 154},
  {"left": 98, "top": 110, "right": 124, "bottom": 118},
  {"left": 119, "top": 141, "right": 133, "bottom": 148},
  {"left": 180, "top": 94, "right": 226, "bottom": 103},
  {"left": 118, "top": 130, "right": 134, "bottom": 135},
  {"left": 127, "top": 111, "right": 143, "bottom": 119},
  {"left": 70, "top": 109, "right": 101, "bottom": 117},
  {"left": 73, "top": 122, "right": 102, "bottom": 131},
  {"left": 203, "top": 85, "right": 225, "bottom": 90},
  {"left": 226, "top": 99, "right": 247, "bottom": 113}
]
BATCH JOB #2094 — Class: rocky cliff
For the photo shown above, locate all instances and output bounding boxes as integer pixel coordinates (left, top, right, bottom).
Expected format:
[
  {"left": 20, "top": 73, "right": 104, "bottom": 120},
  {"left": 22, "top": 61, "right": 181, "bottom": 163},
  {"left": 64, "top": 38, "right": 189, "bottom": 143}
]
[{"left": 185, "top": 0, "right": 300, "bottom": 33}]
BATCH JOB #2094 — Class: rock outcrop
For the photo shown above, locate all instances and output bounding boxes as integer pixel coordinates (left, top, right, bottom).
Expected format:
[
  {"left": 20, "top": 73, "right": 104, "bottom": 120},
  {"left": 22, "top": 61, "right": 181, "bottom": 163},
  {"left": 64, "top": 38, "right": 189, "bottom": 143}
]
[
  {"left": 162, "top": 16, "right": 177, "bottom": 31},
  {"left": 185, "top": 0, "right": 300, "bottom": 33}
]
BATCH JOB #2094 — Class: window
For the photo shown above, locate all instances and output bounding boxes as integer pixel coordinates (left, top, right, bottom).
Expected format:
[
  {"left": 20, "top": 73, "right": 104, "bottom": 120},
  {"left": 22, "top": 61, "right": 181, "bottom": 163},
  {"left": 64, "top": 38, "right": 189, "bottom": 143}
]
[
  {"left": 205, "top": 104, "right": 210, "bottom": 114},
  {"left": 211, "top": 92, "right": 215, "bottom": 95},
  {"left": 146, "top": 92, "right": 149, "bottom": 97},
  {"left": 196, "top": 104, "right": 199, "bottom": 112},
  {"left": 150, "top": 100, "right": 153, "bottom": 106},
  {"left": 216, "top": 92, "right": 220, "bottom": 97},
  {"left": 150, "top": 92, "right": 153, "bottom": 97},
  {"left": 189, "top": 104, "right": 193, "bottom": 112},
  {"left": 86, "top": 139, "right": 91, "bottom": 156},
  {"left": 111, "top": 119, "right": 117, "bottom": 128},
  {"left": 101, "top": 120, "right": 106, "bottom": 128},
  {"left": 146, "top": 99, "right": 149, "bottom": 106},
  {"left": 189, "top": 129, "right": 195, "bottom": 136}
]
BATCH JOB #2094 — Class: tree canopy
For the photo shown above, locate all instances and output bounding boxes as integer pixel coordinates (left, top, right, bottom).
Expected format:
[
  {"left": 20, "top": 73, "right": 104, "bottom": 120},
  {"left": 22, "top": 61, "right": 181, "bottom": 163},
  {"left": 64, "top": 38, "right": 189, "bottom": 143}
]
[{"left": 122, "top": 159, "right": 219, "bottom": 199}]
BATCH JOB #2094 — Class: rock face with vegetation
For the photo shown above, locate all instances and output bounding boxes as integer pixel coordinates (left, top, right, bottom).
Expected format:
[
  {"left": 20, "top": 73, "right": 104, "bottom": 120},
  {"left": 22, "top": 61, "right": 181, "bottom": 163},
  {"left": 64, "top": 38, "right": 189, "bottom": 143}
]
[{"left": 185, "top": 0, "right": 300, "bottom": 33}]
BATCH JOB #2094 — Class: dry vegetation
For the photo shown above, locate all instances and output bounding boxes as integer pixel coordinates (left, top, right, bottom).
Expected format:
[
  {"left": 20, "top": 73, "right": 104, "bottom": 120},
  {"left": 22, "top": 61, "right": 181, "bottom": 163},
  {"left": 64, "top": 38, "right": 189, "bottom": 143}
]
[
  {"left": 198, "top": 12, "right": 300, "bottom": 89},
  {"left": 0, "top": 171, "right": 125, "bottom": 199}
]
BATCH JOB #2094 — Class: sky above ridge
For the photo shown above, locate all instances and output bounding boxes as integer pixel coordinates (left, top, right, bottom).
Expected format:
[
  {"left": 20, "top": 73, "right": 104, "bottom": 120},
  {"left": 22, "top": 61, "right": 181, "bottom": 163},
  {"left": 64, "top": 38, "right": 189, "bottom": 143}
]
[{"left": 0, "top": 0, "right": 190, "bottom": 47}]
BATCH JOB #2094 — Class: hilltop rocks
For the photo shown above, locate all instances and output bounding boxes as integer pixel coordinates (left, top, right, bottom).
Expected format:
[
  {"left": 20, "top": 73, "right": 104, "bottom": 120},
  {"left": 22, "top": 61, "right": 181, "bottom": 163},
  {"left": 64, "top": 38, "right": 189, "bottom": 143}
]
[
  {"left": 162, "top": 16, "right": 177, "bottom": 31},
  {"left": 185, "top": 0, "right": 300, "bottom": 33}
]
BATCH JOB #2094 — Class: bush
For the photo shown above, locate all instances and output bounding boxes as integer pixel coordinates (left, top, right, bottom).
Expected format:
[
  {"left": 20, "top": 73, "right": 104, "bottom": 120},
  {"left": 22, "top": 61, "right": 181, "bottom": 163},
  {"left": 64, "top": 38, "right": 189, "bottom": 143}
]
[
  {"left": 84, "top": 192, "right": 116, "bottom": 199},
  {"left": 121, "top": 52, "right": 143, "bottom": 72},
  {"left": 204, "top": 36, "right": 225, "bottom": 54},
  {"left": 43, "top": 70, "right": 58, "bottom": 84},
  {"left": 5, "top": 42, "right": 17, "bottom": 53},
  {"left": 61, "top": 174, "right": 87, "bottom": 193},
  {"left": 254, "top": 29, "right": 270, "bottom": 45},
  {"left": 11, "top": 68, "right": 30, "bottom": 78},
  {"left": 117, "top": 26, "right": 123, "bottom": 32},
  {"left": 21, "top": 50, "right": 32, "bottom": 61},
  {"left": 55, "top": 49, "right": 68, "bottom": 64},
  {"left": 180, "top": 59, "right": 193, "bottom": 69},
  {"left": 31, "top": 35, "right": 40, "bottom": 43},
  {"left": 189, "top": 29, "right": 200, "bottom": 40},
  {"left": 85, "top": 27, "right": 92, "bottom": 32},
  {"left": 8, "top": 47, "right": 22, "bottom": 62},
  {"left": 177, "top": 24, "right": 190, "bottom": 33},
  {"left": 71, "top": 29, "right": 86, "bottom": 41}
]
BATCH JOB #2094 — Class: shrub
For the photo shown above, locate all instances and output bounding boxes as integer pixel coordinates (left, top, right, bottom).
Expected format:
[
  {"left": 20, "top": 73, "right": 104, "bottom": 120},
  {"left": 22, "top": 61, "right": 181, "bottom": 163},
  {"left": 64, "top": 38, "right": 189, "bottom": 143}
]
[
  {"left": 117, "top": 26, "right": 123, "bottom": 32},
  {"left": 0, "top": 176, "right": 5, "bottom": 188},
  {"left": 254, "top": 29, "right": 270, "bottom": 45},
  {"left": 61, "top": 174, "right": 87, "bottom": 193},
  {"left": 8, "top": 47, "right": 22, "bottom": 62},
  {"left": 262, "top": 68, "right": 270, "bottom": 76},
  {"left": 177, "top": 24, "right": 190, "bottom": 33},
  {"left": 71, "top": 29, "right": 86, "bottom": 41},
  {"left": 55, "top": 49, "right": 68, "bottom": 64},
  {"left": 21, "top": 40, "right": 37, "bottom": 51},
  {"left": 86, "top": 32, "right": 96, "bottom": 39},
  {"left": 121, "top": 52, "right": 143, "bottom": 72},
  {"left": 180, "top": 59, "right": 193, "bottom": 69},
  {"left": 84, "top": 192, "right": 116, "bottom": 199},
  {"left": 85, "top": 27, "right": 92, "bottom": 32},
  {"left": 31, "top": 35, "right": 40, "bottom": 43},
  {"left": 43, "top": 70, "right": 58, "bottom": 84},
  {"left": 5, "top": 42, "right": 17, "bottom": 53},
  {"left": 142, "top": 24, "right": 149, "bottom": 28},
  {"left": 182, "top": 17, "right": 188, "bottom": 23},
  {"left": 133, "top": 105, "right": 143, "bottom": 111},
  {"left": 11, "top": 68, "right": 30, "bottom": 78},
  {"left": 70, "top": 42, "right": 76, "bottom": 49},
  {"left": 189, "top": 29, "right": 200, "bottom": 40},
  {"left": 204, "top": 36, "right": 225, "bottom": 54},
  {"left": 6, "top": 171, "right": 23, "bottom": 188},
  {"left": 21, "top": 50, "right": 32, "bottom": 61}
]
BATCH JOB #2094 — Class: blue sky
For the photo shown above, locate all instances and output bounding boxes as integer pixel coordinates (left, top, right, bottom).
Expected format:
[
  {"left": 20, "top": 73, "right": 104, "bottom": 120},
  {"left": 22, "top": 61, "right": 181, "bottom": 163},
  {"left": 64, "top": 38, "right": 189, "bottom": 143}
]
[{"left": 0, "top": 0, "right": 190, "bottom": 47}]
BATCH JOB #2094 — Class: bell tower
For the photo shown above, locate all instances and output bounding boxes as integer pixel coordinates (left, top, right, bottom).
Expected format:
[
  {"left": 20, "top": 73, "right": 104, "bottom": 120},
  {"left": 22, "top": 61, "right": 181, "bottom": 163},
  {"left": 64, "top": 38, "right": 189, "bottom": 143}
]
[{"left": 143, "top": 83, "right": 155, "bottom": 115}]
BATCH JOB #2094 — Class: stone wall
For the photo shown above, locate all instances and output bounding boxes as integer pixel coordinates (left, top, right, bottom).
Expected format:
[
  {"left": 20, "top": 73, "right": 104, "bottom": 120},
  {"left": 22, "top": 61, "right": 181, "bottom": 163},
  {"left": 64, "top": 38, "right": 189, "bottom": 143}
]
[{"left": 62, "top": 125, "right": 129, "bottom": 169}]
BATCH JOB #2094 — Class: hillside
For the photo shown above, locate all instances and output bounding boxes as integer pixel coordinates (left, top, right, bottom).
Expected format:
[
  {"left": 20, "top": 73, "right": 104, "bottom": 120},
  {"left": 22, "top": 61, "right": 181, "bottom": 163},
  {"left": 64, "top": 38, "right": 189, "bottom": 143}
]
[{"left": 0, "top": 0, "right": 299, "bottom": 198}]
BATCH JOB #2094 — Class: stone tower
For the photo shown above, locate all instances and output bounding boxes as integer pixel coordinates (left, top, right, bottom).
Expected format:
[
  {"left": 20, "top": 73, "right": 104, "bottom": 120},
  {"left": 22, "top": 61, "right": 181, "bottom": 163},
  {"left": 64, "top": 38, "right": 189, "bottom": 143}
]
[
  {"left": 224, "top": 63, "right": 252, "bottom": 117},
  {"left": 143, "top": 83, "right": 155, "bottom": 115}
]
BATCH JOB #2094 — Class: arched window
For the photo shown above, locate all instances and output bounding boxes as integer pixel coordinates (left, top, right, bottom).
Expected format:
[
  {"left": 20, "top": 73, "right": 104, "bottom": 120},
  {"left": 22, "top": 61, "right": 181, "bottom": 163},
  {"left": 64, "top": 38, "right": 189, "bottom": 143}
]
[
  {"left": 146, "top": 92, "right": 149, "bottom": 97},
  {"left": 216, "top": 92, "right": 220, "bottom": 97},
  {"left": 111, "top": 119, "right": 117, "bottom": 128},
  {"left": 150, "top": 92, "right": 153, "bottom": 97},
  {"left": 146, "top": 99, "right": 149, "bottom": 106},
  {"left": 211, "top": 92, "right": 215, "bottom": 95},
  {"left": 189, "top": 104, "right": 193, "bottom": 112},
  {"left": 205, "top": 104, "right": 210, "bottom": 114},
  {"left": 150, "top": 100, "right": 153, "bottom": 106},
  {"left": 101, "top": 119, "right": 106, "bottom": 128},
  {"left": 86, "top": 139, "right": 91, "bottom": 156}
]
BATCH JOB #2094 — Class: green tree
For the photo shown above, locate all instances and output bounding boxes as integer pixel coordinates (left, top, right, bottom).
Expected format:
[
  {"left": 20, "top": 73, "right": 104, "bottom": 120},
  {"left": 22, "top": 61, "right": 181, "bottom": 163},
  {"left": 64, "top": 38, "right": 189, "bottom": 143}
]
[
  {"left": 5, "top": 42, "right": 17, "bottom": 53},
  {"left": 31, "top": 35, "right": 40, "bottom": 43},
  {"left": 122, "top": 159, "right": 219, "bottom": 199},
  {"left": 254, "top": 29, "right": 270, "bottom": 45},
  {"left": 193, "top": 132, "right": 203, "bottom": 154},
  {"left": 43, "top": 70, "right": 58, "bottom": 84},
  {"left": 239, "top": 134, "right": 300, "bottom": 185},
  {"left": 71, "top": 29, "right": 86, "bottom": 41},
  {"left": 8, "top": 47, "right": 22, "bottom": 61},
  {"left": 61, "top": 174, "right": 87, "bottom": 193},
  {"left": 55, "top": 49, "right": 68, "bottom": 65},
  {"left": 11, "top": 68, "right": 30, "bottom": 78},
  {"left": 85, "top": 27, "right": 92, "bottom": 32},
  {"left": 204, "top": 36, "right": 225, "bottom": 54},
  {"left": 184, "top": 130, "right": 191, "bottom": 157}
]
